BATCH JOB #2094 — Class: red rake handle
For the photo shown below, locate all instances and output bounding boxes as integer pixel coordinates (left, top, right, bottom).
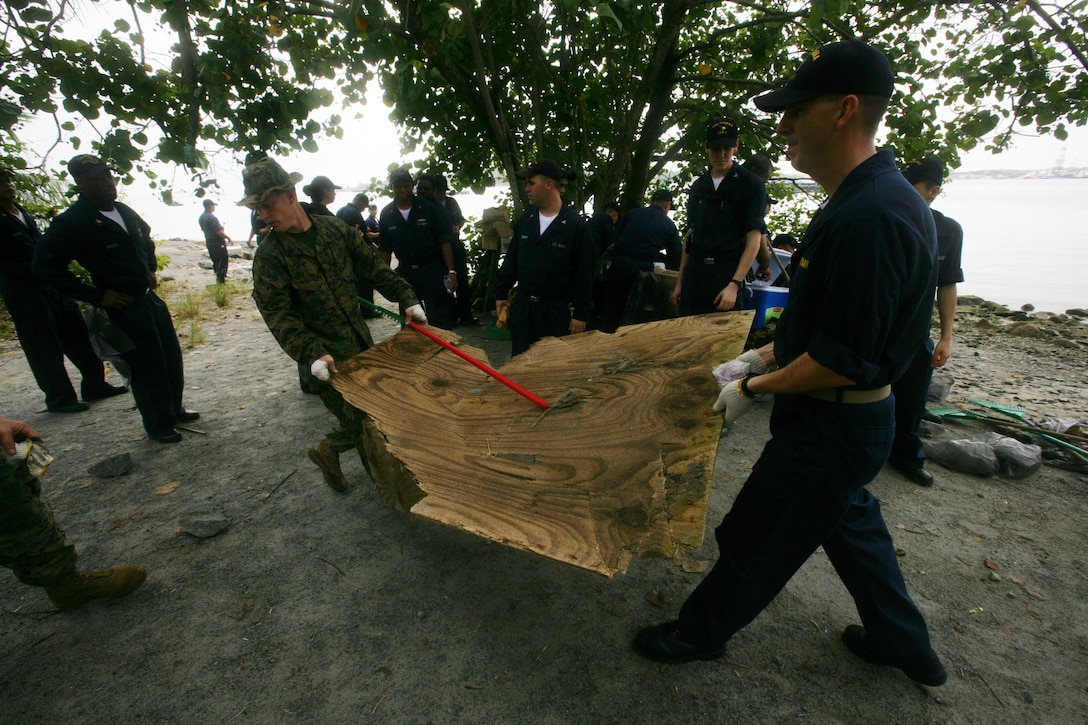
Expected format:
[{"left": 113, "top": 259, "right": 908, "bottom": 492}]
[{"left": 406, "top": 321, "right": 549, "bottom": 410}]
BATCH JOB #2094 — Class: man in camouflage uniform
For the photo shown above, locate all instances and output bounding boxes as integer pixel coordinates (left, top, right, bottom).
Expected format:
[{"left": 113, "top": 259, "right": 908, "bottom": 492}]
[
  {"left": 0, "top": 416, "right": 146, "bottom": 609},
  {"left": 245, "top": 158, "right": 426, "bottom": 504}
]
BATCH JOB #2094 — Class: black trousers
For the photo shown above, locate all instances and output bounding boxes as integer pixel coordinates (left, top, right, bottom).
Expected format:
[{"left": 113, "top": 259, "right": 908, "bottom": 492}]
[
  {"left": 889, "top": 339, "right": 935, "bottom": 471},
  {"left": 599, "top": 255, "right": 649, "bottom": 333},
  {"left": 398, "top": 260, "right": 456, "bottom": 330},
  {"left": 678, "top": 394, "right": 933, "bottom": 657},
  {"left": 509, "top": 294, "right": 569, "bottom": 356},
  {"left": 451, "top": 239, "right": 474, "bottom": 322},
  {"left": 108, "top": 292, "right": 186, "bottom": 437},
  {"left": 678, "top": 259, "right": 750, "bottom": 315},
  {"left": 1, "top": 283, "right": 106, "bottom": 409},
  {"left": 206, "top": 240, "right": 229, "bottom": 282}
]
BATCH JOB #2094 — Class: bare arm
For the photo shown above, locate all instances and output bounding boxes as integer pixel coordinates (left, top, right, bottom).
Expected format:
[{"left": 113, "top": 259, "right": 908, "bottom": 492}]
[
  {"left": 714, "top": 228, "right": 763, "bottom": 310},
  {"left": 932, "top": 283, "right": 957, "bottom": 367},
  {"left": 746, "top": 352, "right": 857, "bottom": 396}
]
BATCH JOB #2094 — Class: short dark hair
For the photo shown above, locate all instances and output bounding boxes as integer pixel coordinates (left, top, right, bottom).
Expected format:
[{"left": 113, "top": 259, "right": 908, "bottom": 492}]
[
  {"left": 856, "top": 94, "right": 890, "bottom": 135},
  {"left": 202, "top": 199, "right": 215, "bottom": 208},
  {"left": 742, "top": 153, "right": 774, "bottom": 182}
]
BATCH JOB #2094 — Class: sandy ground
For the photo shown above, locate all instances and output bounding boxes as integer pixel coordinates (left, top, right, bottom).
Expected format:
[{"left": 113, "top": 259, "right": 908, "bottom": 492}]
[{"left": 1, "top": 238, "right": 1086, "bottom": 724}]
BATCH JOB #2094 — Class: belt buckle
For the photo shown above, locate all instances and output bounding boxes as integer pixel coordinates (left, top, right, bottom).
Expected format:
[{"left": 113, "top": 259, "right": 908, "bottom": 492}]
[
  {"left": 702, "top": 257, "right": 715, "bottom": 265},
  {"left": 529, "top": 295, "right": 541, "bottom": 302}
]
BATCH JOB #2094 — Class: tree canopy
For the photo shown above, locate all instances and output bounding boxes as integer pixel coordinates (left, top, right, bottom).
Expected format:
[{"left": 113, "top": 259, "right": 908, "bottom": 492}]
[{"left": 2, "top": 0, "right": 1086, "bottom": 209}]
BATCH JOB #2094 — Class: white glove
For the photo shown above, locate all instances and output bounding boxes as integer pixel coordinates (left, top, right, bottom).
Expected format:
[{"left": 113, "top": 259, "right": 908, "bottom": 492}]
[
  {"left": 737, "top": 349, "right": 774, "bottom": 375},
  {"left": 310, "top": 358, "right": 331, "bottom": 382},
  {"left": 406, "top": 304, "right": 427, "bottom": 324},
  {"left": 713, "top": 379, "right": 754, "bottom": 426}
]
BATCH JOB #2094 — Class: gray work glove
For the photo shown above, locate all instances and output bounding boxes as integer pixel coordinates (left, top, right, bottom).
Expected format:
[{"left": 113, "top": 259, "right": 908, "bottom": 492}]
[
  {"left": 713, "top": 378, "right": 755, "bottom": 426},
  {"left": 737, "top": 349, "right": 774, "bottom": 375}
]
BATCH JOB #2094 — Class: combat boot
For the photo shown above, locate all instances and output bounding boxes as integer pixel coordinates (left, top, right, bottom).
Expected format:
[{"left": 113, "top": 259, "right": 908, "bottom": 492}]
[
  {"left": 44, "top": 566, "right": 147, "bottom": 610},
  {"left": 308, "top": 439, "right": 349, "bottom": 492}
]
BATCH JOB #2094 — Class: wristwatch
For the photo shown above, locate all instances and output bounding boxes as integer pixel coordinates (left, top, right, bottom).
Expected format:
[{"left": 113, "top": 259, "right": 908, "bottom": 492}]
[{"left": 729, "top": 278, "right": 745, "bottom": 290}]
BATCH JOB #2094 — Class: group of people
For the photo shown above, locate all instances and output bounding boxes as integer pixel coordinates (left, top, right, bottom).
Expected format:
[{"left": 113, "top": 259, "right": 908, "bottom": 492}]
[
  {"left": 1, "top": 154, "right": 206, "bottom": 611},
  {"left": 3, "top": 39, "right": 964, "bottom": 690}
]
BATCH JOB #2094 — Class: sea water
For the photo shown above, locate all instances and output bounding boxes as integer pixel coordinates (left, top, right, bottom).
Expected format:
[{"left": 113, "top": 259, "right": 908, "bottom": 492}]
[
  {"left": 125, "top": 177, "right": 1087, "bottom": 314},
  {"left": 938, "top": 177, "right": 1088, "bottom": 314}
]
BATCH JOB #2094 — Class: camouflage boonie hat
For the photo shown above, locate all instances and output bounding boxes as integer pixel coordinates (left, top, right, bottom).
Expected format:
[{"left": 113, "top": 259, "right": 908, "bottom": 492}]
[{"left": 237, "top": 158, "right": 303, "bottom": 206}]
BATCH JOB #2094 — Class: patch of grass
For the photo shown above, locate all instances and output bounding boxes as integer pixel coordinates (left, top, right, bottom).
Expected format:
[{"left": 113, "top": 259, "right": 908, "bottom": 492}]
[
  {"left": 206, "top": 279, "right": 247, "bottom": 309},
  {"left": 0, "top": 301, "right": 14, "bottom": 340},
  {"left": 184, "top": 320, "right": 206, "bottom": 349},
  {"left": 174, "top": 290, "right": 204, "bottom": 320}
]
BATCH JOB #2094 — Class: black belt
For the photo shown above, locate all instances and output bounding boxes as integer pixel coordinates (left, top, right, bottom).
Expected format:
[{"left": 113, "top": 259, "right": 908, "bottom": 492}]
[{"left": 406, "top": 259, "right": 438, "bottom": 270}]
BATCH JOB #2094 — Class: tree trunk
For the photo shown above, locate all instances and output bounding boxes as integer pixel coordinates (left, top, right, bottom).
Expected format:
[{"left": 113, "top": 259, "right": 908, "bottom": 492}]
[{"left": 332, "top": 312, "right": 753, "bottom": 577}]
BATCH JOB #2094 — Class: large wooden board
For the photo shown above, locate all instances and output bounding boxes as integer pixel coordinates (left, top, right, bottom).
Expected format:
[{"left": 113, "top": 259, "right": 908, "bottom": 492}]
[{"left": 333, "top": 312, "right": 752, "bottom": 577}]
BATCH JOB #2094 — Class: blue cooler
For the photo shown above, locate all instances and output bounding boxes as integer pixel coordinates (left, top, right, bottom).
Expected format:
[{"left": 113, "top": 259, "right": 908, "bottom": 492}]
[{"left": 746, "top": 284, "right": 789, "bottom": 332}]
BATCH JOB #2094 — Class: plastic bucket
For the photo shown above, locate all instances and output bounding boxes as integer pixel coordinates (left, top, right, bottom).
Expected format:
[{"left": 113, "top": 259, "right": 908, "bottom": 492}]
[{"left": 747, "top": 285, "right": 789, "bottom": 331}]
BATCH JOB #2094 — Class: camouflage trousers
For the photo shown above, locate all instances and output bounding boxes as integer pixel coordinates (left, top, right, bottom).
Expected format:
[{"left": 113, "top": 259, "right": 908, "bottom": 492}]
[
  {"left": 315, "top": 381, "right": 369, "bottom": 462},
  {"left": 0, "top": 450, "right": 78, "bottom": 587},
  {"left": 313, "top": 380, "right": 421, "bottom": 511}
]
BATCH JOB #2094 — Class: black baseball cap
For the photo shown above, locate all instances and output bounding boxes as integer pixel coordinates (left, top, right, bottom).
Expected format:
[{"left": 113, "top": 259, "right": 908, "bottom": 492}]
[
  {"left": 902, "top": 157, "right": 945, "bottom": 186},
  {"left": 516, "top": 159, "right": 568, "bottom": 182},
  {"left": 389, "top": 168, "right": 414, "bottom": 186},
  {"left": 68, "top": 154, "right": 117, "bottom": 180},
  {"left": 753, "top": 40, "right": 894, "bottom": 112},
  {"left": 706, "top": 117, "right": 739, "bottom": 148}
]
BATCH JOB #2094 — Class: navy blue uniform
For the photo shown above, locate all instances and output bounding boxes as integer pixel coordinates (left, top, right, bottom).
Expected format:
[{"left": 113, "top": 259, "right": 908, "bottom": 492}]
[
  {"left": 680, "top": 165, "right": 764, "bottom": 314},
  {"left": 0, "top": 204, "right": 110, "bottom": 409},
  {"left": 378, "top": 198, "right": 456, "bottom": 330},
  {"left": 600, "top": 204, "right": 681, "bottom": 333},
  {"left": 677, "top": 150, "right": 939, "bottom": 659},
  {"left": 889, "top": 208, "right": 965, "bottom": 472},
  {"left": 198, "top": 210, "right": 228, "bottom": 283},
  {"left": 33, "top": 197, "right": 188, "bottom": 439},
  {"left": 495, "top": 205, "right": 594, "bottom": 356},
  {"left": 441, "top": 196, "right": 475, "bottom": 324},
  {"left": 336, "top": 203, "right": 376, "bottom": 315}
]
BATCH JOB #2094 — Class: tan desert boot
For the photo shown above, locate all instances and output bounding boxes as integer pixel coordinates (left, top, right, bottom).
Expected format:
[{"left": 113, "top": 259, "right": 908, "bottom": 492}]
[
  {"left": 308, "top": 439, "right": 349, "bottom": 492},
  {"left": 45, "top": 566, "right": 148, "bottom": 610}
]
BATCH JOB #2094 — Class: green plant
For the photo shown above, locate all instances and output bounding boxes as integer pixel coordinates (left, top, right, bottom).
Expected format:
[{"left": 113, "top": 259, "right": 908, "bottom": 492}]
[
  {"left": 185, "top": 320, "right": 206, "bottom": 349},
  {"left": 174, "top": 290, "right": 203, "bottom": 320}
]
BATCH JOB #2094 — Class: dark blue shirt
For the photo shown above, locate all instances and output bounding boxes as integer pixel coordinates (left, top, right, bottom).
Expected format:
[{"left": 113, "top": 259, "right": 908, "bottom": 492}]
[
  {"left": 495, "top": 204, "right": 595, "bottom": 321},
  {"left": 198, "top": 210, "right": 224, "bottom": 244},
  {"left": 377, "top": 197, "right": 452, "bottom": 268},
  {"left": 774, "top": 150, "right": 937, "bottom": 389},
  {"left": 685, "top": 164, "right": 765, "bottom": 259},
  {"left": 932, "top": 209, "right": 964, "bottom": 288},
  {"left": 336, "top": 203, "right": 365, "bottom": 231},
  {"left": 0, "top": 203, "right": 43, "bottom": 290},
  {"left": 613, "top": 205, "right": 682, "bottom": 269},
  {"left": 34, "top": 197, "right": 156, "bottom": 304}
]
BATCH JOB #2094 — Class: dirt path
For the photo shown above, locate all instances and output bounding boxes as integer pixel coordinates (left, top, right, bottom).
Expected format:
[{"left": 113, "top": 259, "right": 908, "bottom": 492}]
[{"left": 1, "top": 238, "right": 1086, "bottom": 723}]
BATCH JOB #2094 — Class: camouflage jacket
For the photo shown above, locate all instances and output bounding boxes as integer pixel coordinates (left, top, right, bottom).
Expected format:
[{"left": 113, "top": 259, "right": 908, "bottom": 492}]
[{"left": 252, "top": 215, "right": 419, "bottom": 377}]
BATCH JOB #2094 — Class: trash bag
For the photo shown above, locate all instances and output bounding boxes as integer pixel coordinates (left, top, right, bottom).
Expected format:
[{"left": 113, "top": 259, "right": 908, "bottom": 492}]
[
  {"left": 82, "top": 306, "right": 134, "bottom": 383},
  {"left": 973, "top": 432, "right": 1043, "bottom": 479},
  {"left": 923, "top": 432, "right": 1042, "bottom": 479},
  {"left": 712, "top": 360, "right": 750, "bottom": 388},
  {"left": 922, "top": 438, "right": 999, "bottom": 476},
  {"left": 927, "top": 373, "right": 954, "bottom": 403}
]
